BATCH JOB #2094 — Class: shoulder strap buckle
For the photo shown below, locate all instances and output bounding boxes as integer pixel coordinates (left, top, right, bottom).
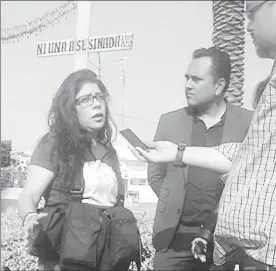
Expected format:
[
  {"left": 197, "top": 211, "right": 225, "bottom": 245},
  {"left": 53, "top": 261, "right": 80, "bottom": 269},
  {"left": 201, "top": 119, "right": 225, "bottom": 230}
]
[{"left": 70, "top": 188, "right": 83, "bottom": 202}]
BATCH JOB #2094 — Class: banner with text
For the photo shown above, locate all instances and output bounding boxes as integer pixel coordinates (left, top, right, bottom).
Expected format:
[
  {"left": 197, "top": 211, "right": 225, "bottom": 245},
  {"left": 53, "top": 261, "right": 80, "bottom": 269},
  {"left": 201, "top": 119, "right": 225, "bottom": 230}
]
[{"left": 37, "top": 32, "right": 134, "bottom": 57}]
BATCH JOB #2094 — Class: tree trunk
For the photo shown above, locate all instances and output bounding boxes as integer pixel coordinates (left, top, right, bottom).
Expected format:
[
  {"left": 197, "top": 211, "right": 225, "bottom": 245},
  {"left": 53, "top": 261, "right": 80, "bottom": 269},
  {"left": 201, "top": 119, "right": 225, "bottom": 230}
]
[{"left": 212, "top": 0, "right": 245, "bottom": 106}]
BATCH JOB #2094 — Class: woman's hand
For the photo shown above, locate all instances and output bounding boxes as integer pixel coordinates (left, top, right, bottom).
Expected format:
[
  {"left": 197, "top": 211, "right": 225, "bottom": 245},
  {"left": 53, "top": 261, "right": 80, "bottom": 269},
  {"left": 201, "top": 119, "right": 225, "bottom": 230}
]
[
  {"left": 23, "top": 212, "right": 48, "bottom": 252},
  {"left": 130, "top": 141, "right": 178, "bottom": 163}
]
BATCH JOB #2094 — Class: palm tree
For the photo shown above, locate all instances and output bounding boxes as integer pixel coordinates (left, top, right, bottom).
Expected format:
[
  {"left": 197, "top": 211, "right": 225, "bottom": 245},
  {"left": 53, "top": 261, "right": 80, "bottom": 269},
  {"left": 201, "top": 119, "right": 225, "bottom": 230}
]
[{"left": 212, "top": 1, "right": 245, "bottom": 106}]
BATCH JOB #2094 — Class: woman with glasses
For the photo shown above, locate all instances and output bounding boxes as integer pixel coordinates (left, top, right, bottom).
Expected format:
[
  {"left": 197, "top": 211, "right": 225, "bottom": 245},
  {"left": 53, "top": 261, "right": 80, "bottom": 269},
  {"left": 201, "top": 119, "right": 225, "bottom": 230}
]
[{"left": 18, "top": 69, "right": 125, "bottom": 270}]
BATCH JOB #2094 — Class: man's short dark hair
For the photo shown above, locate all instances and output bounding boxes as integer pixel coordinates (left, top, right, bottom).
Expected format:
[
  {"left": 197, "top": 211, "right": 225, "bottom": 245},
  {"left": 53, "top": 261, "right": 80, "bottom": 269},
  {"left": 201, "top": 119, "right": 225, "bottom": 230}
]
[{"left": 192, "top": 47, "right": 231, "bottom": 93}]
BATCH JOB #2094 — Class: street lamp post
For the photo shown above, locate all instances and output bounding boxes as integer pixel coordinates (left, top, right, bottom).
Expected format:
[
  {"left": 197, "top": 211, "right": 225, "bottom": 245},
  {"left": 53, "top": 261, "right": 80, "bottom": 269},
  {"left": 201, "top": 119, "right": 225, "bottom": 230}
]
[
  {"left": 74, "top": 1, "right": 92, "bottom": 71},
  {"left": 120, "top": 57, "right": 127, "bottom": 126}
]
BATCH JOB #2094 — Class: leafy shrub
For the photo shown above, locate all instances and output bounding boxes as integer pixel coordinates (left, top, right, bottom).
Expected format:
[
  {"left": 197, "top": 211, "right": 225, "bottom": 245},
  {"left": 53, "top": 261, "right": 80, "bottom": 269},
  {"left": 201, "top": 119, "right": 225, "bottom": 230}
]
[
  {"left": 0, "top": 167, "right": 13, "bottom": 188},
  {"left": 0, "top": 152, "right": 30, "bottom": 189},
  {"left": 136, "top": 212, "right": 155, "bottom": 270},
  {"left": 1, "top": 141, "right": 12, "bottom": 168},
  {"left": 1, "top": 209, "right": 38, "bottom": 270},
  {"left": 1, "top": 166, "right": 25, "bottom": 189}
]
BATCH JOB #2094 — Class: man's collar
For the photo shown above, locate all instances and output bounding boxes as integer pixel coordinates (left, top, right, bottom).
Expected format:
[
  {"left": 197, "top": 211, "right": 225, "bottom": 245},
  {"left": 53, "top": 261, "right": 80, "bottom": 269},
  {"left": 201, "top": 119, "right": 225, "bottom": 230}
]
[{"left": 193, "top": 102, "right": 227, "bottom": 123}]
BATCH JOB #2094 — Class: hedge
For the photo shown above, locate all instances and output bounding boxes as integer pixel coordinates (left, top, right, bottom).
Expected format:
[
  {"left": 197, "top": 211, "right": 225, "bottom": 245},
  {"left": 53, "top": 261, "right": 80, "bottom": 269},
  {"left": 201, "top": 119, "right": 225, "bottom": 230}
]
[{"left": 1, "top": 141, "right": 12, "bottom": 168}]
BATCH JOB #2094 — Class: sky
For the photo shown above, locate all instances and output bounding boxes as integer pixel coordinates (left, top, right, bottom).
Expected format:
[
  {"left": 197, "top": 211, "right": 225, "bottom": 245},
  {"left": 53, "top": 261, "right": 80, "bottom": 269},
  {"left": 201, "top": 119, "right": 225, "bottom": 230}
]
[{"left": 1, "top": 1, "right": 274, "bottom": 153}]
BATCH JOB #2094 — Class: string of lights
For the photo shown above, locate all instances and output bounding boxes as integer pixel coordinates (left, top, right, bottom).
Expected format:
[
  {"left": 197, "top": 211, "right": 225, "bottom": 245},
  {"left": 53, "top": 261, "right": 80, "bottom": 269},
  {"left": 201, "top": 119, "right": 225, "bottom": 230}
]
[{"left": 1, "top": 1, "right": 77, "bottom": 44}]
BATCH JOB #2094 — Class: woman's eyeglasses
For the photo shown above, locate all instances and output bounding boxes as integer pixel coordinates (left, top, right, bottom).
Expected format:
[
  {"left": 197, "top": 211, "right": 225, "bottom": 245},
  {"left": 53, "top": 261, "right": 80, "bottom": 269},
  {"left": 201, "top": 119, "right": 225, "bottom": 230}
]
[{"left": 76, "top": 93, "right": 107, "bottom": 108}]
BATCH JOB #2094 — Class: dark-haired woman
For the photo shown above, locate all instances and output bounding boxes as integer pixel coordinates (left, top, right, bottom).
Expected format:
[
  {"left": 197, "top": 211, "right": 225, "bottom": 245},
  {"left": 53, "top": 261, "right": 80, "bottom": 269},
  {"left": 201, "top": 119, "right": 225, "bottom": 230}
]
[{"left": 18, "top": 69, "right": 124, "bottom": 270}]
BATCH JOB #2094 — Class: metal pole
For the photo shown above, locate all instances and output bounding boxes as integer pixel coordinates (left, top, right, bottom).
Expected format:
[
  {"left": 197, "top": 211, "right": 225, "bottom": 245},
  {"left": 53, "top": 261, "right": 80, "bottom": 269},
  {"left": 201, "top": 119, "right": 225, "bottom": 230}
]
[
  {"left": 74, "top": 1, "right": 92, "bottom": 71},
  {"left": 120, "top": 57, "right": 127, "bottom": 126}
]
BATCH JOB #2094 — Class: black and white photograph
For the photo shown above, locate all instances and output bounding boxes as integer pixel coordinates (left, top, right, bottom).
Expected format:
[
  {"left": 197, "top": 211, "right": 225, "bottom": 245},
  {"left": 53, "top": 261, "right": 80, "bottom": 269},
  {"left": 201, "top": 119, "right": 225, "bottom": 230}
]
[{"left": 1, "top": 1, "right": 276, "bottom": 270}]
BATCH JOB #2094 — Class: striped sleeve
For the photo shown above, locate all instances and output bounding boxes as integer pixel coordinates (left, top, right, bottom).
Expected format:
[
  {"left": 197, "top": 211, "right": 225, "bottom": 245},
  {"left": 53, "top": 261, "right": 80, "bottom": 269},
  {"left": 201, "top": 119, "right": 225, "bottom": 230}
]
[{"left": 213, "top": 142, "right": 241, "bottom": 163}]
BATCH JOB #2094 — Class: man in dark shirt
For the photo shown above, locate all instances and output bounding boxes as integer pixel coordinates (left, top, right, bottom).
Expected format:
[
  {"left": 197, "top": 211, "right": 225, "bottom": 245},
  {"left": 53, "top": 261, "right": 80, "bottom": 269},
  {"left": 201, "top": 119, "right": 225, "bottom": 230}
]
[{"left": 148, "top": 47, "right": 253, "bottom": 270}]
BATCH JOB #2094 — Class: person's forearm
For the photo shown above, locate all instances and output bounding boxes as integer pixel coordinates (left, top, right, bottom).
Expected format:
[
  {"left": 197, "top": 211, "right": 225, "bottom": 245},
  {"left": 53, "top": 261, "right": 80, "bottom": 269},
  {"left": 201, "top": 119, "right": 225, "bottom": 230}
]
[
  {"left": 18, "top": 193, "right": 38, "bottom": 220},
  {"left": 182, "top": 147, "right": 232, "bottom": 174}
]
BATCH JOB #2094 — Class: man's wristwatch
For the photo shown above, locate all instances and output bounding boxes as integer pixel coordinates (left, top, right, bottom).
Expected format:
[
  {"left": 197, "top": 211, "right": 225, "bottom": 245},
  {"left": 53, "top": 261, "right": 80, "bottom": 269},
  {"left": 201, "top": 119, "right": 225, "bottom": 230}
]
[{"left": 173, "top": 143, "right": 187, "bottom": 167}]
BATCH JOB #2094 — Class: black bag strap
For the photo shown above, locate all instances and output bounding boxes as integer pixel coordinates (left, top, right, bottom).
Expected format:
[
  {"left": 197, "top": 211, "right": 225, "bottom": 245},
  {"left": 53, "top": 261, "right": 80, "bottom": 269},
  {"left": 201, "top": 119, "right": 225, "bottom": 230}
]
[
  {"left": 69, "top": 148, "right": 99, "bottom": 202},
  {"left": 70, "top": 156, "right": 85, "bottom": 202}
]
